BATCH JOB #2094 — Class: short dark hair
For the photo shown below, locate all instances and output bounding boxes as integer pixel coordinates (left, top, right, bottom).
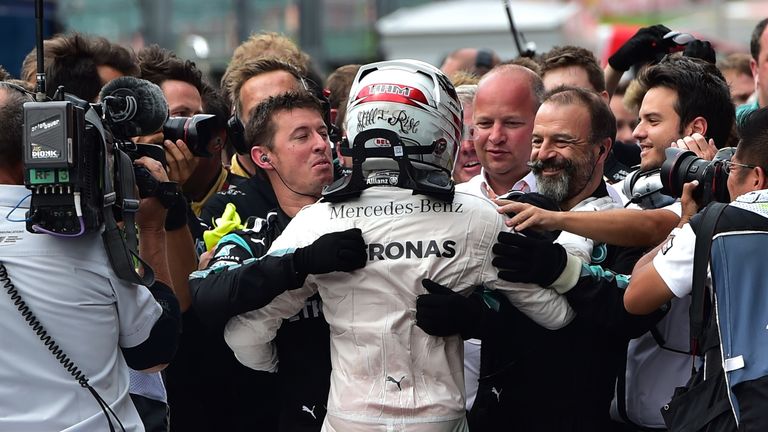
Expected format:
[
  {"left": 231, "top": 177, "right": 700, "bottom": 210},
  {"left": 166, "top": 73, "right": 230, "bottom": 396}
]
[
  {"left": 736, "top": 106, "right": 768, "bottom": 175},
  {"left": 539, "top": 45, "right": 606, "bottom": 92},
  {"left": 543, "top": 86, "right": 616, "bottom": 146},
  {"left": 138, "top": 45, "right": 204, "bottom": 93},
  {"left": 750, "top": 18, "right": 768, "bottom": 61},
  {"left": 20, "top": 33, "right": 139, "bottom": 102},
  {"left": 245, "top": 91, "right": 323, "bottom": 151},
  {"left": 221, "top": 58, "right": 304, "bottom": 116},
  {"left": 201, "top": 82, "right": 230, "bottom": 131},
  {"left": 0, "top": 83, "right": 34, "bottom": 169},
  {"left": 636, "top": 55, "right": 734, "bottom": 148}
]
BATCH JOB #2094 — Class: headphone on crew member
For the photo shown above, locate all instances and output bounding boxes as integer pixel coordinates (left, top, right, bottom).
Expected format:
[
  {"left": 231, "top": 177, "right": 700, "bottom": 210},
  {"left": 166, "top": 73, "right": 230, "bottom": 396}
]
[{"left": 226, "top": 72, "right": 337, "bottom": 155}]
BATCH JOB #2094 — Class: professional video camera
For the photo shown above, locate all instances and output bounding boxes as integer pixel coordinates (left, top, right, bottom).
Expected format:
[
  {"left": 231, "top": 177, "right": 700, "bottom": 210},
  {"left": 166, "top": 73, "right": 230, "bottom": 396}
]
[
  {"left": 22, "top": 76, "right": 168, "bottom": 284},
  {"left": 660, "top": 146, "right": 736, "bottom": 206}
]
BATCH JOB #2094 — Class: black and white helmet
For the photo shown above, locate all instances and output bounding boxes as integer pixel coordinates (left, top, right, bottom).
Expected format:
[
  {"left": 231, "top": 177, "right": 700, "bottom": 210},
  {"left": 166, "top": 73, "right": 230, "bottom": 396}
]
[{"left": 343, "top": 59, "right": 463, "bottom": 174}]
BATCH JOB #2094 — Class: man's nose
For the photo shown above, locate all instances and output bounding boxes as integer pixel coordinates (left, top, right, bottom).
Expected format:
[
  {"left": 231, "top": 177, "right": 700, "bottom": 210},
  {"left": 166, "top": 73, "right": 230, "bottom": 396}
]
[{"left": 488, "top": 122, "right": 506, "bottom": 144}]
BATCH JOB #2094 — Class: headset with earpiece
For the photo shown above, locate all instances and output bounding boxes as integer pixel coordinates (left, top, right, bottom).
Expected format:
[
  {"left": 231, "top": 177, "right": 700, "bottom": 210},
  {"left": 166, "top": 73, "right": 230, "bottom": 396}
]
[
  {"left": 260, "top": 154, "right": 270, "bottom": 163},
  {"left": 226, "top": 69, "right": 335, "bottom": 157}
]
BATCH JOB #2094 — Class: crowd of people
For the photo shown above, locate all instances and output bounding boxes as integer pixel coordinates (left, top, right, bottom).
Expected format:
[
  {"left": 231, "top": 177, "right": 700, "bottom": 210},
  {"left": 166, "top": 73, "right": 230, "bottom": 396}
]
[{"left": 1, "top": 14, "right": 768, "bottom": 432}]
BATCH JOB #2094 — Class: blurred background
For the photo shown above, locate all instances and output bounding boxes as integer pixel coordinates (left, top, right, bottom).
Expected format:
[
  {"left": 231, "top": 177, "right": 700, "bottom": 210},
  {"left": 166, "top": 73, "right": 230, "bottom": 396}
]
[{"left": 2, "top": 0, "right": 766, "bottom": 83}]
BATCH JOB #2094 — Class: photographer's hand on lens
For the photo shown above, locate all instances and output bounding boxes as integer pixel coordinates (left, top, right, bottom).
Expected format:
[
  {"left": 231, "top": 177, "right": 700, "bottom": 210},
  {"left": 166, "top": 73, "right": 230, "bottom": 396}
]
[
  {"left": 683, "top": 39, "right": 716, "bottom": 64},
  {"left": 673, "top": 133, "right": 717, "bottom": 161},
  {"left": 134, "top": 157, "right": 173, "bottom": 230},
  {"left": 293, "top": 228, "right": 367, "bottom": 276},
  {"left": 608, "top": 24, "right": 672, "bottom": 72},
  {"left": 164, "top": 139, "right": 198, "bottom": 186},
  {"left": 679, "top": 180, "right": 701, "bottom": 226},
  {"left": 415, "top": 279, "right": 483, "bottom": 339},
  {"left": 492, "top": 231, "right": 567, "bottom": 287}
]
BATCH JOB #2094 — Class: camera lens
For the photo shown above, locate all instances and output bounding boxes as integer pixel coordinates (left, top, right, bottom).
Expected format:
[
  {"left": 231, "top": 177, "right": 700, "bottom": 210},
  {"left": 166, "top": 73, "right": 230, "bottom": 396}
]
[
  {"left": 163, "top": 114, "right": 216, "bottom": 157},
  {"left": 660, "top": 147, "right": 709, "bottom": 197}
]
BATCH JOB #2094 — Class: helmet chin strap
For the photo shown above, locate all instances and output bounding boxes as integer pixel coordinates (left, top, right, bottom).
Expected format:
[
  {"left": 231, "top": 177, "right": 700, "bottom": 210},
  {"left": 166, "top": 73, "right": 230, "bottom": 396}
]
[{"left": 322, "top": 128, "right": 455, "bottom": 203}]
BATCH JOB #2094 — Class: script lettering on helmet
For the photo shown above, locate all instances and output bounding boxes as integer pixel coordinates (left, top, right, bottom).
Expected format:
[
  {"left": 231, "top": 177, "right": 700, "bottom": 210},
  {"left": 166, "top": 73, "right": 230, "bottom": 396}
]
[
  {"left": 387, "top": 110, "right": 420, "bottom": 134},
  {"left": 357, "top": 107, "right": 388, "bottom": 132},
  {"left": 367, "top": 240, "right": 457, "bottom": 260}
]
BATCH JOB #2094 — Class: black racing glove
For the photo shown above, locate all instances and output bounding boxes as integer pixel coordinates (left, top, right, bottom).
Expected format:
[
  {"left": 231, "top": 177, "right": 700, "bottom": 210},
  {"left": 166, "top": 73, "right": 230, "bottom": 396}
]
[
  {"left": 293, "top": 228, "right": 367, "bottom": 276},
  {"left": 492, "top": 231, "right": 567, "bottom": 287},
  {"left": 416, "top": 279, "right": 483, "bottom": 339},
  {"left": 683, "top": 39, "right": 716, "bottom": 64},
  {"left": 608, "top": 24, "right": 672, "bottom": 72}
]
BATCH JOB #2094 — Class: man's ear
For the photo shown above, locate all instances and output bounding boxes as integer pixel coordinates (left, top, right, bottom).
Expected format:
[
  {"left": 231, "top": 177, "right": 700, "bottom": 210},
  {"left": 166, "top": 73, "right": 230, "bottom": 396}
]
[
  {"left": 754, "top": 165, "right": 767, "bottom": 191},
  {"left": 598, "top": 137, "right": 612, "bottom": 163},
  {"left": 751, "top": 58, "right": 759, "bottom": 83},
  {"left": 251, "top": 146, "right": 272, "bottom": 170},
  {"left": 686, "top": 116, "right": 708, "bottom": 136}
]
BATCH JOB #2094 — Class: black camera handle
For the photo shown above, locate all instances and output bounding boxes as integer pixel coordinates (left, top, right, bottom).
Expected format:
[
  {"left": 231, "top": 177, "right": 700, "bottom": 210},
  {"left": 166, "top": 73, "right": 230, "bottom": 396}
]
[{"left": 0, "top": 262, "right": 125, "bottom": 432}]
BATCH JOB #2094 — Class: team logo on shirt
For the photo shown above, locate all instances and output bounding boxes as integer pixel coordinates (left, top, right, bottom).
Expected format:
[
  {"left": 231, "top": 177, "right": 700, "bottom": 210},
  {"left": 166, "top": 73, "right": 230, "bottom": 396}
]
[
  {"left": 214, "top": 244, "right": 237, "bottom": 258},
  {"left": 368, "top": 239, "right": 456, "bottom": 260}
]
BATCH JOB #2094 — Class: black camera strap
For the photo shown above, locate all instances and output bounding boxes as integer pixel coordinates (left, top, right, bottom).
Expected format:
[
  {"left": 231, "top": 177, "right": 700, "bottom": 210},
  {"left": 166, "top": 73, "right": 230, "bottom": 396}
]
[
  {"left": 690, "top": 202, "right": 727, "bottom": 356},
  {"left": 102, "top": 149, "right": 154, "bottom": 287}
]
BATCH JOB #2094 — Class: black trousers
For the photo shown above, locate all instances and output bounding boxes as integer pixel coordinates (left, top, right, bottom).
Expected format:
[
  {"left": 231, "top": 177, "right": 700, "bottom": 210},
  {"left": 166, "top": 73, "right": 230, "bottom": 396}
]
[{"left": 131, "top": 393, "right": 170, "bottom": 432}]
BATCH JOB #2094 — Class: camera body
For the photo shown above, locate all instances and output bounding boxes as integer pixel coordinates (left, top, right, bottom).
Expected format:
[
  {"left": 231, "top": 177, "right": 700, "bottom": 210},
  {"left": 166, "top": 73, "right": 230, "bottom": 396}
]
[
  {"left": 622, "top": 168, "right": 676, "bottom": 209},
  {"left": 660, "top": 147, "right": 735, "bottom": 207},
  {"left": 23, "top": 97, "right": 110, "bottom": 234}
]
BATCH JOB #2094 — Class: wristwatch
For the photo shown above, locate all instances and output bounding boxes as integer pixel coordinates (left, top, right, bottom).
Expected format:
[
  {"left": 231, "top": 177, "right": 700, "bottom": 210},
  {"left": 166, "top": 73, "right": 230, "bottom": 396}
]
[{"left": 155, "top": 181, "right": 180, "bottom": 209}]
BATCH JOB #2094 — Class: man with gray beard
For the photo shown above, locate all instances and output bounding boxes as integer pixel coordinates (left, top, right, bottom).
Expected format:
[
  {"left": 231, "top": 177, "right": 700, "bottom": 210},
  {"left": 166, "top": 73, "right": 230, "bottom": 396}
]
[{"left": 461, "top": 87, "right": 663, "bottom": 431}]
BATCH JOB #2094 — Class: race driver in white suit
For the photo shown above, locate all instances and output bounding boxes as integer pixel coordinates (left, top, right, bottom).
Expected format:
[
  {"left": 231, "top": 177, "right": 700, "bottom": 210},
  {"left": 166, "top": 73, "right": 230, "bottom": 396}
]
[{"left": 224, "top": 59, "right": 575, "bottom": 431}]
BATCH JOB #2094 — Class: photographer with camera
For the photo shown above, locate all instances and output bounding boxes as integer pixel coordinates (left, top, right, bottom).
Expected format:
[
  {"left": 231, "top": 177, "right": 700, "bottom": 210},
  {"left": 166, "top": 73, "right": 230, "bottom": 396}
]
[
  {"left": 624, "top": 107, "right": 768, "bottom": 431},
  {"left": 0, "top": 80, "right": 180, "bottom": 431}
]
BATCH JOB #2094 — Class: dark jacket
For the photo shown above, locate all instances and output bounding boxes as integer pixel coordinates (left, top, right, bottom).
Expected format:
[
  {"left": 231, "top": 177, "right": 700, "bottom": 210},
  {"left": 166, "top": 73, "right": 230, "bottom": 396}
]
[
  {"left": 200, "top": 172, "right": 278, "bottom": 228},
  {"left": 166, "top": 178, "right": 282, "bottom": 432},
  {"left": 189, "top": 209, "right": 331, "bottom": 432},
  {"left": 468, "top": 183, "right": 664, "bottom": 432}
]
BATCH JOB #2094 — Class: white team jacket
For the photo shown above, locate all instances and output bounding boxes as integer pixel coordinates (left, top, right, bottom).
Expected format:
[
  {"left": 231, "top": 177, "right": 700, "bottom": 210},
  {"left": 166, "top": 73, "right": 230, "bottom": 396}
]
[{"left": 224, "top": 186, "right": 575, "bottom": 431}]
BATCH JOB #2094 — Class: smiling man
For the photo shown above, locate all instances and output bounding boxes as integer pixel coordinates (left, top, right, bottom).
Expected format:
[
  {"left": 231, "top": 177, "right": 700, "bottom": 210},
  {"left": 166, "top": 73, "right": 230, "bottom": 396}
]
[
  {"left": 452, "top": 84, "right": 481, "bottom": 183},
  {"left": 458, "top": 86, "right": 662, "bottom": 431},
  {"left": 496, "top": 56, "right": 736, "bottom": 430},
  {"left": 457, "top": 64, "right": 543, "bottom": 198}
]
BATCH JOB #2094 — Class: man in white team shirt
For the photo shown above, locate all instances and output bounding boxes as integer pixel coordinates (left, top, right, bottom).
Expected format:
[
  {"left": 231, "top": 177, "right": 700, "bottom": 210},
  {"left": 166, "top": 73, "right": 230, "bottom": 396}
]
[{"left": 0, "top": 81, "right": 180, "bottom": 431}]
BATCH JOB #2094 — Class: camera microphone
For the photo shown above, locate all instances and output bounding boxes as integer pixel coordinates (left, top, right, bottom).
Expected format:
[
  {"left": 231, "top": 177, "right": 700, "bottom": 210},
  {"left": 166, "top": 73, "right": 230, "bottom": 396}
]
[{"left": 99, "top": 76, "right": 169, "bottom": 137}]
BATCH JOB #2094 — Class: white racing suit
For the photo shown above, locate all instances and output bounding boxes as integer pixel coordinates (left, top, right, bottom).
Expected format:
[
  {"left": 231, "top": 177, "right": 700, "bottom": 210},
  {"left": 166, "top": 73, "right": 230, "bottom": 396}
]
[{"left": 224, "top": 187, "right": 575, "bottom": 431}]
